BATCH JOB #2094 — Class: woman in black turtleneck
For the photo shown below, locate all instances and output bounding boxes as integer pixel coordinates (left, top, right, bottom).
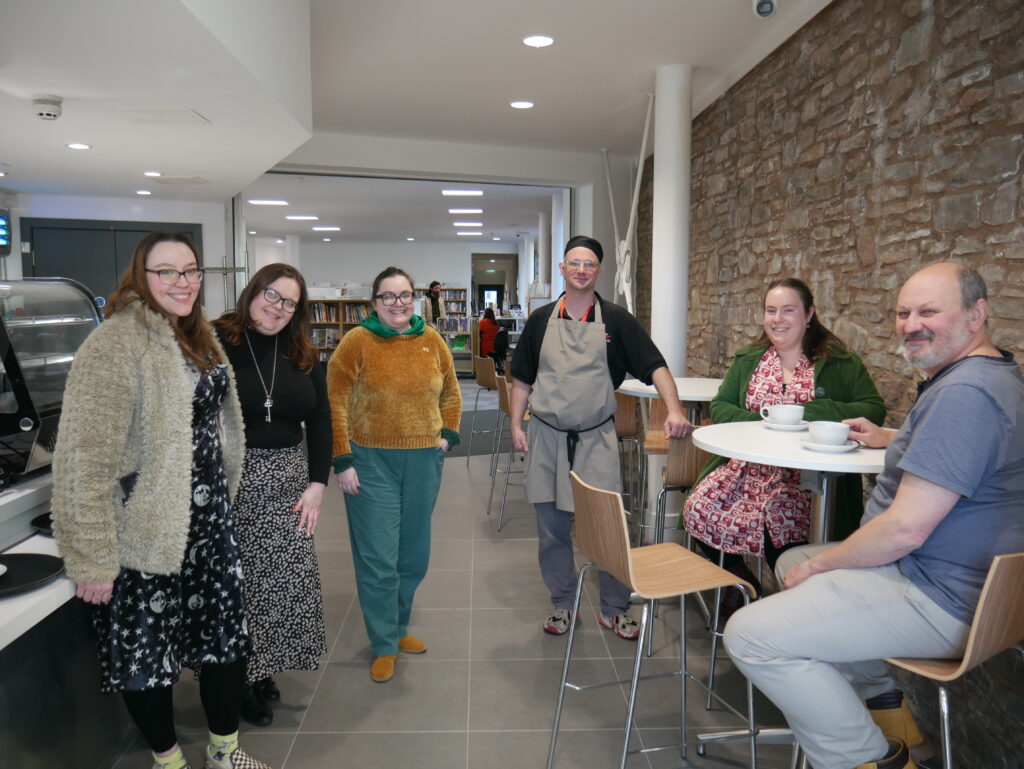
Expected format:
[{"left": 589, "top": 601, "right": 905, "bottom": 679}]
[{"left": 214, "top": 264, "right": 330, "bottom": 726}]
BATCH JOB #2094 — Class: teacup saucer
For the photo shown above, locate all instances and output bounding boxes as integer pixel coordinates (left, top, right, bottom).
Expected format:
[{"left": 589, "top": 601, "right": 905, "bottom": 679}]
[
  {"left": 763, "top": 420, "right": 808, "bottom": 432},
  {"left": 801, "top": 439, "right": 858, "bottom": 453}
]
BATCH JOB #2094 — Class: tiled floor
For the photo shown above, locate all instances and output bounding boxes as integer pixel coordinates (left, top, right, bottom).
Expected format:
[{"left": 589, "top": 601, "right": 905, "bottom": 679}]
[{"left": 109, "top": 417, "right": 796, "bottom": 768}]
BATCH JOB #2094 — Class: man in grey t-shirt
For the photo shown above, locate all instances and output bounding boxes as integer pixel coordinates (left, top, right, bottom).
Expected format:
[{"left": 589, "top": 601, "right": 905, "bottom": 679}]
[{"left": 724, "top": 263, "right": 1024, "bottom": 769}]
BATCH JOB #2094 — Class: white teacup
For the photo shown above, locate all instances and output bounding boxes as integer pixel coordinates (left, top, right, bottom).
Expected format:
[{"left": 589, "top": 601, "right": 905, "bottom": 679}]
[
  {"left": 760, "top": 404, "right": 805, "bottom": 425},
  {"left": 808, "top": 420, "right": 851, "bottom": 445}
]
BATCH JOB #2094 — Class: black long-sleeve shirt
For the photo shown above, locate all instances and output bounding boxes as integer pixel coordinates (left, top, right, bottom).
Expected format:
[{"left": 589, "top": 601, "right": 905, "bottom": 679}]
[{"left": 218, "top": 329, "right": 332, "bottom": 484}]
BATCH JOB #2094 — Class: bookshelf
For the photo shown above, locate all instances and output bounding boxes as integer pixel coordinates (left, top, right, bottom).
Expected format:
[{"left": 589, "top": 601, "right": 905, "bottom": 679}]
[
  {"left": 307, "top": 298, "right": 372, "bottom": 363},
  {"left": 419, "top": 286, "right": 472, "bottom": 375}
]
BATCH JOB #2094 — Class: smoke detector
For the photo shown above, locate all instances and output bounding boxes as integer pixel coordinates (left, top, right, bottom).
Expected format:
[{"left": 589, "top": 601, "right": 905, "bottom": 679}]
[{"left": 32, "top": 95, "right": 63, "bottom": 120}]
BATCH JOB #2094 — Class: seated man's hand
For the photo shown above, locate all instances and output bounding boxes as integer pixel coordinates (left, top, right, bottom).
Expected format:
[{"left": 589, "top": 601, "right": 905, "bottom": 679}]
[
  {"left": 843, "top": 417, "right": 891, "bottom": 448},
  {"left": 783, "top": 558, "right": 820, "bottom": 590}
]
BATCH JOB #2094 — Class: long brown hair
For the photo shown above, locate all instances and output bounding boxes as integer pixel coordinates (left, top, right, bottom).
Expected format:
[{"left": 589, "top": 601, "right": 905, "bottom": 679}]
[
  {"left": 753, "top": 277, "right": 844, "bottom": 363},
  {"left": 106, "top": 231, "right": 222, "bottom": 370},
  {"left": 214, "top": 263, "right": 318, "bottom": 373}
]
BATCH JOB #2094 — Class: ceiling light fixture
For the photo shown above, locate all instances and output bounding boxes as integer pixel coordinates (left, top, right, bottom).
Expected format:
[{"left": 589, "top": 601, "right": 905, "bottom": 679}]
[
  {"left": 136, "top": 190, "right": 152, "bottom": 196},
  {"left": 312, "top": 226, "right": 341, "bottom": 231},
  {"left": 144, "top": 170, "right": 161, "bottom": 177},
  {"left": 492, "top": 237, "right": 501, "bottom": 241},
  {"left": 323, "top": 238, "right": 331, "bottom": 242},
  {"left": 286, "top": 215, "right": 319, "bottom": 220},
  {"left": 0, "top": 170, "right": 7, "bottom": 178},
  {"left": 276, "top": 239, "right": 284, "bottom": 244},
  {"left": 452, "top": 221, "right": 483, "bottom": 227},
  {"left": 406, "top": 237, "right": 415, "bottom": 241},
  {"left": 490, "top": 259, "right": 496, "bottom": 263},
  {"left": 248, "top": 230, "right": 256, "bottom": 235},
  {"left": 248, "top": 199, "right": 289, "bottom": 205},
  {"left": 457, "top": 231, "right": 483, "bottom": 236},
  {"left": 67, "top": 142, "right": 91, "bottom": 150},
  {"left": 442, "top": 189, "right": 483, "bottom": 197},
  {"left": 510, "top": 100, "right": 534, "bottom": 109},
  {"left": 523, "top": 34, "right": 554, "bottom": 48},
  {"left": 448, "top": 208, "right": 483, "bottom": 214}
]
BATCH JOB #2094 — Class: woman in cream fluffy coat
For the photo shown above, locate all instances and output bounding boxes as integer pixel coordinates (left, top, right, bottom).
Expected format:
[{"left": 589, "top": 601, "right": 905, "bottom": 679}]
[{"left": 52, "top": 232, "right": 270, "bottom": 769}]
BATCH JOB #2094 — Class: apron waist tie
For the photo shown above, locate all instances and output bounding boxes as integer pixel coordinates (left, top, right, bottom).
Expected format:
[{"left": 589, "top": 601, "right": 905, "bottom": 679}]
[{"left": 531, "top": 413, "right": 614, "bottom": 471}]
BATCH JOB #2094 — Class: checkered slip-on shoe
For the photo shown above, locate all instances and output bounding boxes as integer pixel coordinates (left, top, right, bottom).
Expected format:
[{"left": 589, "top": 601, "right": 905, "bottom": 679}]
[{"left": 205, "top": 747, "right": 271, "bottom": 769}]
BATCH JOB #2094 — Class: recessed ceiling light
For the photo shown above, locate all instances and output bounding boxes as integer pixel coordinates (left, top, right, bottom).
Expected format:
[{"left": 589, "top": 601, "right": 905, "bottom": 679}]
[
  {"left": 490, "top": 259, "right": 496, "bottom": 263},
  {"left": 322, "top": 238, "right": 331, "bottom": 242},
  {"left": 276, "top": 239, "right": 285, "bottom": 244},
  {"left": 510, "top": 100, "right": 534, "bottom": 109},
  {"left": 406, "top": 237, "right": 415, "bottom": 241},
  {"left": 457, "top": 231, "right": 483, "bottom": 236},
  {"left": 248, "top": 230, "right": 256, "bottom": 235},
  {"left": 523, "top": 34, "right": 554, "bottom": 48},
  {"left": 143, "top": 170, "right": 161, "bottom": 177},
  {"left": 286, "top": 215, "right": 319, "bottom": 220},
  {"left": 136, "top": 190, "right": 151, "bottom": 196},
  {"left": 452, "top": 221, "right": 483, "bottom": 227},
  {"left": 492, "top": 237, "right": 501, "bottom": 241},
  {"left": 449, "top": 208, "right": 483, "bottom": 214},
  {"left": 0, "top": 171, "right": 7, "bottom": 178},
  {"left": 248, "top": 199, "right": 289, "bottom": 205},
  {"left": 312, "top": 226, "right": 340, "bottom": 231},
  {"left": 442, "top": 189, "right": 483, "bottom": 196},
  {"left": 67, "top": 142, "right": 91, "bottom": 150}
]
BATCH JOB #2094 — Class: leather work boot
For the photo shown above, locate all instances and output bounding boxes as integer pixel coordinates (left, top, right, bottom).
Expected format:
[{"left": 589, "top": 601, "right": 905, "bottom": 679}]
[
  {"left": 854, "top": 738, "right": 916, "bottom": 769},
  {"left": 869, "top": 697, "right": 925, "bottom": 749}
]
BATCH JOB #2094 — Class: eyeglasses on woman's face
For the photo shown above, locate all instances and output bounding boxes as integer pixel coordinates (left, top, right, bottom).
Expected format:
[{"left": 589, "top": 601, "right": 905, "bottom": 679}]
[
  {"left": 145, "top": 268, "right": 205, "bottom": 285},
  {"left": 263, "top": 287, "right": 297, "bottom": 313},
  {"left": 375, "top": 291, "right": 415, "bottom": 306}
]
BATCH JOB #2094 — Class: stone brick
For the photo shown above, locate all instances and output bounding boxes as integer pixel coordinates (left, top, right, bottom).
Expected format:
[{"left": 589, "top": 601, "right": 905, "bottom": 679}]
[
  {"left": 995, "top": 71, "right": 1024, "bottom": 98},
  {"left": 895, "top": 15, "right": 932, "bottom": 70},
  {"left": 955, "top": 135, "right": 1023, "bottom": 186},
  {"left": 983, "top": 182, "right": 1019, "bottom": 225}
]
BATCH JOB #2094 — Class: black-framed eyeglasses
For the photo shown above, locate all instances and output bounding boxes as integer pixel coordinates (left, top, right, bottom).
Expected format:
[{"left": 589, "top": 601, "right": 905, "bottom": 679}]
[
  {"left": 375, "top": 291, "right": 415, "bottom": 306},
  {"left": 145, "top": 268, "right": 205, "bottom": 285},
  {"left": 263, "top": 287, "right": 298, "bottom": 313}
]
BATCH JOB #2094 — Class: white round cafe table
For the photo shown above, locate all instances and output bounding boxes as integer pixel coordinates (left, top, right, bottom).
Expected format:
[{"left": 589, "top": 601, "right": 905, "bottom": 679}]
[
  {"left": 618, "top": 377, "right": 722, "bottom": 402},
  {"left": 692, "top": 420, "right": 885, "bottom": 542}
]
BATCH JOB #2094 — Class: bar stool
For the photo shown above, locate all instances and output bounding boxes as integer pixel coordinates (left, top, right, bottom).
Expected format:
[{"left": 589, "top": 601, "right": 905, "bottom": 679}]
[
  {"left": 466, "top": 355, "right": 499, "bottom": 469},
  {"left": 882, "top": 551, "right": 1024, "bottom": 769},
  {"left": 547, "top": 471, "right": 758, "bottom": 769},
  {"left": 487, "top": 378, "right": 528, "bottom": 529},
  {"left": 613, "top": 392, "right": 642, "bottom": 533}
]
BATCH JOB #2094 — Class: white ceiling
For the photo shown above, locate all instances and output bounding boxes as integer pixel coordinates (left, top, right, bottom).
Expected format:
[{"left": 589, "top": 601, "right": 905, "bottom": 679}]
[{"left": 1, "top": 0, "right": 833, "bottom": 242}]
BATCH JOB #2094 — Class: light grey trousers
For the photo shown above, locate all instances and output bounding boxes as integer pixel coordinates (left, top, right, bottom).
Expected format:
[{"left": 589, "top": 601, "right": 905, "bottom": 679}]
[{"left": 723, "top": 544, "right": 970, "bottom": 769}]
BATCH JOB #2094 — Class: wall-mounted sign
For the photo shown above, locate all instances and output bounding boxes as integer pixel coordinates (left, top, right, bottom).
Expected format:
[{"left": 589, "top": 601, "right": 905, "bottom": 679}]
[{"left": 0, "top": 210, "right": 10, "bottom": 257}]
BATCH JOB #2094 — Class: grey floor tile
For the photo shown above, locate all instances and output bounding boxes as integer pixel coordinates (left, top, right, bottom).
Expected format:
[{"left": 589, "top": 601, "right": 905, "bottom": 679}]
[
  {"left": 473, "top": 537, "right": 543, "bottom": 571},
  {"left": 301, "top": 659, "right": 469, "bottom": 733},
  {"left": 469, "top": 728, "right": 639, "bottom": 769},
  {"left": 468, "top": 658, "right": 629, "bottom": 731},
  {"left": 428, "top": 537, "right": 475, "bottom": 571},
  {"left": 470, "top": 607, "right": 616, "bottom": 661},
  {"left": 286, "top": 731, "right": 468, "bottom": 769},
  {"left": 471, "top": 568, "right": 565, "bottom": 609},
  {"left": 414, "top": 567, "right": 473, "bottom": 609}
]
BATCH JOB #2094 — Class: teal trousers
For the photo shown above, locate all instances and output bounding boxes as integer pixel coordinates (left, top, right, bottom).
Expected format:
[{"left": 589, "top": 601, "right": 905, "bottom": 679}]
[{"left": 344, "top": 443, "right": 444, "bottom": 656}]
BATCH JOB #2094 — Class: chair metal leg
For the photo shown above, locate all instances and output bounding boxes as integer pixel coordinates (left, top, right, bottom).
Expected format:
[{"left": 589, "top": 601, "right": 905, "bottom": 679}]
[
  {"left": 546, "top": 564, "right": 591, "bottom": 769},
  {"left": 466, "top": 386, "right": 482, "bottom": 467},
  {"left": 487, "top": 413, "right": 505, "bottom": 515},
  {"left": 490, "top": 409, "right": 505, "bottom": 478},
  {"left": 706, "top": 549, "right": 728, "bottom": 710},
  {"left": 619, "top": 601, "right": 650, "bottom": 769},
  {"left": 496, "top": 442, "right": 515, "bottom": 531},
  {"left": 939, "top": 685, "right": 953, "bottom": 769},
  {"left": 679, "top": 589, "right": 688, "bottom": 760}
]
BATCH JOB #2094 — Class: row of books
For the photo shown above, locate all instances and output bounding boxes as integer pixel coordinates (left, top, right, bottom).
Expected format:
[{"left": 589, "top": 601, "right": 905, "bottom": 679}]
[
  {"left": 343, "top": 304, "right": 372, "bottom": 322},
  {"left": 309, "top": 303, "right": 339, "bottom": 323},
  {"left": 437, "top": 316, "right": 470, "bottom": 333},
  {"left": 310, "top": 328, "right": 340, "bottom": 349}
]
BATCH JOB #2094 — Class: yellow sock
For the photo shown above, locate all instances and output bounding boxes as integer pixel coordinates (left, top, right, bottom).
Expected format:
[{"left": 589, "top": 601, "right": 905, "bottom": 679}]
[
  {"left": 208, "top": 730, "right": 239, "bottom": 759},
  {"left": 153, "top": 746, "right": 188, "bottom": 769}
]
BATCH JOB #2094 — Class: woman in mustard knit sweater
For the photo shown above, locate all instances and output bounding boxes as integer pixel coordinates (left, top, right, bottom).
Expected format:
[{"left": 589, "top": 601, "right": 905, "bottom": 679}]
[{"left": 327, "top": 266, "right": 462, "bottom": 683}]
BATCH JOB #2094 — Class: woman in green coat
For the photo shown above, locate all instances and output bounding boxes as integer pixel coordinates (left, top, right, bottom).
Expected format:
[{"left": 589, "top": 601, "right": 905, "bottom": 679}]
[{"left": 683, "top": 277, "right": 885, "bottom": 622}]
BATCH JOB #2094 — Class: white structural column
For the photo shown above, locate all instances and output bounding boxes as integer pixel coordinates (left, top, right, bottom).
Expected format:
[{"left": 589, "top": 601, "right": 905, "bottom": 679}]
[
  {"left": 537, "top": 211, "right": 551, "bottom": 287},
  {"left": 646, "top": 64, "right": 693, "bottom": 541},
  {"left": 650, "top": 63, "right": 692, "bottom": 374}
]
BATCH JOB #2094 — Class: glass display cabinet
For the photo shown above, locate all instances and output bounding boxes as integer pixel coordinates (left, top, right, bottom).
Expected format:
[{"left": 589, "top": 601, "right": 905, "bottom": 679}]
[{"left": 0, "top": 278, "right": 101, "bottom": 488}]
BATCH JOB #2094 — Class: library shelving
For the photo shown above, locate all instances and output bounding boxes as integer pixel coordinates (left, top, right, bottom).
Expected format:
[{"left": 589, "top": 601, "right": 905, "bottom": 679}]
[{"left": 307, "top": 298, "right": 372, "bottom": 363}]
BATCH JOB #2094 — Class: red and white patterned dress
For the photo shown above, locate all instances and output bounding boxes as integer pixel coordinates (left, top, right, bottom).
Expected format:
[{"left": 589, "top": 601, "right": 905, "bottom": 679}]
[{"left": 684, "top": 347, "right": 814, "bottom": 557}]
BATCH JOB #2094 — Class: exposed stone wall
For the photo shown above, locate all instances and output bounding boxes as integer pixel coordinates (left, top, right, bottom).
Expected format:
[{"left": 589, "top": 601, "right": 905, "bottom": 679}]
[{"left": 635, "top": 0, "right": 1024, "bottom": 764}]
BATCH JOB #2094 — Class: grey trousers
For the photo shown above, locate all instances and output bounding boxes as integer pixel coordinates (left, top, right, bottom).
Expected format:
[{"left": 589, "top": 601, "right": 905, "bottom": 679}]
[
  {"left": 535, "top": 501, "right": 632, "bottom": 617},
  {"left": 723, "top": 544, "right": 970, "bottom": 769}
]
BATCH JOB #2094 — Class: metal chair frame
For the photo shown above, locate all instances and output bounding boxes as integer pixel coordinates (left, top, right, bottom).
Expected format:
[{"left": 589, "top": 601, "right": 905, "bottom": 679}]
[{"left": 466, "top": 355, "right": 499, "bottom": 469}]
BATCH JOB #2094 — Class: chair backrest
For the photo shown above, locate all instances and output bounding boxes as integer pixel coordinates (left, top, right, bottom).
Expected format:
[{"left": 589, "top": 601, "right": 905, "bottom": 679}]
[
  {"left": 497, "top": 378, "right": 512, "bottom": 417},
  {"left": 663, "top": 417, "right": 713, "bottom": 487},
  {"left": 955, "top": 551, "right": 1024, "bottom": 677},
  {"left": 614, "top": 392, "right": 640, "bottom": 439},
  {"left": 569, "top": 471, "right": 634, "bottom": 589},
  {"left": 474, "top": 355, "right": 497, "bottom": 389}
]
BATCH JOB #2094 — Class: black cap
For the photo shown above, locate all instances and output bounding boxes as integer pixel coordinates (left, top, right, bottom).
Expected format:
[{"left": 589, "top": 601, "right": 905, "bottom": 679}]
[{"left": 563, "top": 235, "right": 604, "bottom": 263}]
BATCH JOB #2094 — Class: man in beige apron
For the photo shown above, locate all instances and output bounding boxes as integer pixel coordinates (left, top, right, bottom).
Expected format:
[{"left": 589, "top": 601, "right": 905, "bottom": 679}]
[{"left": 509, "top": 236, "right": 691, "bottom": 639}]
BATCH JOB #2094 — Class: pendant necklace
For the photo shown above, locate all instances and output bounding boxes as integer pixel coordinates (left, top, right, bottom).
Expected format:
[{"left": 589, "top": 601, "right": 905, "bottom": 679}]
[{"left": 244, "top": 329, "right": 277, "bottom": 422}]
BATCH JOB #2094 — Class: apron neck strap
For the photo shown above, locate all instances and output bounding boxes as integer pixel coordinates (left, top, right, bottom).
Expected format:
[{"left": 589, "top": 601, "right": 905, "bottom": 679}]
[{"left": 558, "top": 296, "right": 596, "bottom": 322}]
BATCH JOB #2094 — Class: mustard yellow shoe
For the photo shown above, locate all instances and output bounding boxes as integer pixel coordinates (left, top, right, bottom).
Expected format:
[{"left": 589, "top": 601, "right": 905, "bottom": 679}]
[
  {"left": 869, "top": 698, "right": 925, "bottom": 749},
  {"left": 855, "top": 738, "right": 916, "bottom": 769},
  {"left": 370, "top": 654, "right": 397, "bottom": 682},
  {"left": 398, "top": 635, "right": 427, "bottom": 654}
]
